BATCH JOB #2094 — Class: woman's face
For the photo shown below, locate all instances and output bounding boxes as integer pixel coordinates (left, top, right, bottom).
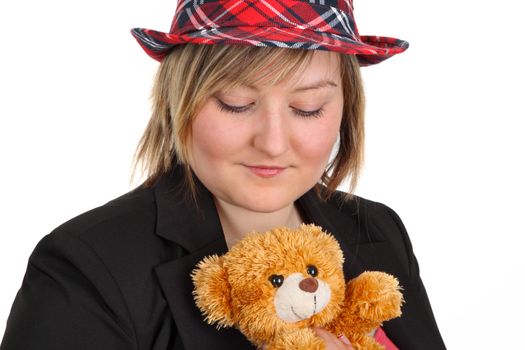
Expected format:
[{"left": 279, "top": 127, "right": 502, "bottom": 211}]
[{"left": 189, "top": 50, "right": 344, "bottom": 213}]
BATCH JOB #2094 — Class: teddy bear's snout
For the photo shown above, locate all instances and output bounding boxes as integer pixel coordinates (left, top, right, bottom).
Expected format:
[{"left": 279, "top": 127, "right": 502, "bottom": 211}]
[
  {"left": 299, "top": 277, "right": 318, "bottom": 293},
  {"left": 273, "top": 273, "right": 331, "bottom": 323}
]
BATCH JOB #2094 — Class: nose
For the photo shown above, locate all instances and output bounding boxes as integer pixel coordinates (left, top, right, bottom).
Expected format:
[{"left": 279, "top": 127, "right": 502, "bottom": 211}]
[
  {"left": 299, "top": 277, "right": 318, "bottom": 293},
  {"left": 252, "top": 112, "right": 290, "bottom": 157}
]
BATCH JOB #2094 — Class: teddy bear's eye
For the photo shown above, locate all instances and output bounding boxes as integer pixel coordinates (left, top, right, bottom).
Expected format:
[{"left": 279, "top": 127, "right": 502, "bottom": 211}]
[
  {"left": 269, "top": 274, "right": 284, "bottom": 288},
  {"left": 307, "top": 265, "right": 318, "bottom": 277}
]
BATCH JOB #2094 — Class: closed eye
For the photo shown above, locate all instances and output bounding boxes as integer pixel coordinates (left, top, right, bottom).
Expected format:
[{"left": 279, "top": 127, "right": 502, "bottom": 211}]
[{"left": 214, "top": 98, "right": 324, "bottom": 119}]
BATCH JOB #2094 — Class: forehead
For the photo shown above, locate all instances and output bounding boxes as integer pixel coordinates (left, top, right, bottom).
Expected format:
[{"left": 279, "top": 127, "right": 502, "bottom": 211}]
[{"left": 221, "top": 49, "right": 342, "bottom": 93}]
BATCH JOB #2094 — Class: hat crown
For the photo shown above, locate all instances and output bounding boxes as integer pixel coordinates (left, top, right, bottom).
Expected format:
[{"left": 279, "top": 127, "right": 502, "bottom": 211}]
[
  {"left": 169, "top": 0, "right": 360, "bottom": 40},
  {"left": 174, "top": 0, "right": 354, "bottom": 13}
]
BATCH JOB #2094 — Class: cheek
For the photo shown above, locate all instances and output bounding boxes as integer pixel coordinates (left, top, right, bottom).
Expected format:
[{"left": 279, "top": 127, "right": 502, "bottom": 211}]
[
  {"left": 293, "top": 116, "right": 341, "bottom": 162},
  {"left": 191, "top": 106, "right": 248, "bottom": 161}
]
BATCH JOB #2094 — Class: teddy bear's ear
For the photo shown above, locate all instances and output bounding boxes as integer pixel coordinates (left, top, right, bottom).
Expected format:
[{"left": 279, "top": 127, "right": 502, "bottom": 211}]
[{"left": 191, "top": 254, "right": 235, "bottom": 329}]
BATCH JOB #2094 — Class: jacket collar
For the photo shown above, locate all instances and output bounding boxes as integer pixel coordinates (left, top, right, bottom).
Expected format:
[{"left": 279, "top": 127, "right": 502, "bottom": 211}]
[
  {"left": 153, "top": 164, "right": 227, "bottom": 253},
  {"left": 151, "top": 164, "right": 368, "bottom": 349}
]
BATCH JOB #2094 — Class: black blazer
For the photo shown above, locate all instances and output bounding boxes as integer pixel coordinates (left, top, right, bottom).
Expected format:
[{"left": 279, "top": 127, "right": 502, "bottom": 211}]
[{"left": 1, "top": 165, "right": 446, "bottom": 349}]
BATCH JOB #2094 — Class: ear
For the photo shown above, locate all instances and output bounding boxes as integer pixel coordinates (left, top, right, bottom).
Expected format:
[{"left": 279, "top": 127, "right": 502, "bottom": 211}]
[{"left": 191, "top": 254, "right": 235, "bottom": 328}]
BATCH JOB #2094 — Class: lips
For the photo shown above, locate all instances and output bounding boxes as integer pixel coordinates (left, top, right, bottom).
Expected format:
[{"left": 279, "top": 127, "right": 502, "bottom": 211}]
[{"left": 245, "top": 165, "right": 285, "bottom": 178}]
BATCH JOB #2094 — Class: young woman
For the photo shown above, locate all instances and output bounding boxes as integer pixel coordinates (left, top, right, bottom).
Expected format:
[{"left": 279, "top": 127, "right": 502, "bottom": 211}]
[{"left": 0, "top": 1, "right": 446, "bottom": 349}]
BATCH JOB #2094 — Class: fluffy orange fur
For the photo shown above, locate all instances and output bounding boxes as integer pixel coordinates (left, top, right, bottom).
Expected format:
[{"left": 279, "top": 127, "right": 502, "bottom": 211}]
[{"left": 191, "top": 224, "right": 403, "bottom": 349}]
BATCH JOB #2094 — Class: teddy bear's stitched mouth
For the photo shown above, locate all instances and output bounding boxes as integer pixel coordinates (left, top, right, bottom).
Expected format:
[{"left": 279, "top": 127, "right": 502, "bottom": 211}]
[
  {"left": 290, "top": 295, "right": 317, "bottom": 320},
  {"left": 290, "top": 306, "right": 302, "bottom": 319}
]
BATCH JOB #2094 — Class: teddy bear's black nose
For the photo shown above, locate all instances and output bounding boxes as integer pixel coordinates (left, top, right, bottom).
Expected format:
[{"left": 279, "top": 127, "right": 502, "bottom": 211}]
[{"left": 299, "top": 277, "right": 318, "bottom": 293}]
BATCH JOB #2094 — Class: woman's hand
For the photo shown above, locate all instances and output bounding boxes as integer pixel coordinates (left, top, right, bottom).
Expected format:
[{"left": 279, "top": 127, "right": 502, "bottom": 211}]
[{"left": 312, "top": 327, "right": 355, "bottom": 350}]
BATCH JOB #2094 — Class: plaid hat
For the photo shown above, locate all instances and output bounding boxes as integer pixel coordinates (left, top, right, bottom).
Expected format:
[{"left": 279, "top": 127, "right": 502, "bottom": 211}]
[{"left": 131, "top": 0, "right": 409, "bottom": 67}]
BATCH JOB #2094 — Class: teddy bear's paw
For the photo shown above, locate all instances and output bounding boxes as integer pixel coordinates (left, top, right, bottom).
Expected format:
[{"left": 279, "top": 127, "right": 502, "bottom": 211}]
[{"left": 345, "top": 271, "right": 403, "bottom": 323}]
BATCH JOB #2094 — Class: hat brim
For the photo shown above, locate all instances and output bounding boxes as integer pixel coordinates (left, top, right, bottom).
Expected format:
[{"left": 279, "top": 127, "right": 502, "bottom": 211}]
[{"left": 131, "top": 26, "right": 408, "bottom": 67}]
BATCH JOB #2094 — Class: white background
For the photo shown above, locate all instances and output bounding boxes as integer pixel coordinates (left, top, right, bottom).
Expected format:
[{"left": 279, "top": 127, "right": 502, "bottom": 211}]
[{"left": 1, "top": 0, "right": 524, "bottom": 348}]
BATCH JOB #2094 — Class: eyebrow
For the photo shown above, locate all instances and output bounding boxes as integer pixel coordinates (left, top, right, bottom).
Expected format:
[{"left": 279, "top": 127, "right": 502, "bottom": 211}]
[{"left": 243, "top": 79, "right": 338, "bottom": 93}]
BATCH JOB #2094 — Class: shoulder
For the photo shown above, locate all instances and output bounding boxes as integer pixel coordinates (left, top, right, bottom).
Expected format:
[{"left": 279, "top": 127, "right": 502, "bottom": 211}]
[
  {"left": 321, "top": 189, "right": 409, "bottom": 244},
  {"left": 329, "top": 189, "right": 400, "bottom": 217},
  {"left": 51, "top": 184, "right": 156, "bottom": 243},
  {"left": 28, "top": 183, "right": 166, "bottom": 278}
]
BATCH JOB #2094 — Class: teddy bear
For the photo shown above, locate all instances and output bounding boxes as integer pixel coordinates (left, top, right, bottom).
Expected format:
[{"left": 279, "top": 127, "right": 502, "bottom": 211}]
[{"left": 191, "top": 224, "right": 403, "bottom": 350}]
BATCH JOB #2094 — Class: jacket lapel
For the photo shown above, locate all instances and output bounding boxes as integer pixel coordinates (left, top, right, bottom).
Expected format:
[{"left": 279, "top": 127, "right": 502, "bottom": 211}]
[
  {"left": 151, "top": 166, "right": 256, "bottom": 349},
  {"left": 154, "top": 239, "right": 256, "bottom": 349}
]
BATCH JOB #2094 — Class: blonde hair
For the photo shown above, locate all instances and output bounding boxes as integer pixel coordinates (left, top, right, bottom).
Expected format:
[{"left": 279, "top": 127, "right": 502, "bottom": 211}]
[{"left": 130, "top": 43, "right": 365, "bottom": 202}]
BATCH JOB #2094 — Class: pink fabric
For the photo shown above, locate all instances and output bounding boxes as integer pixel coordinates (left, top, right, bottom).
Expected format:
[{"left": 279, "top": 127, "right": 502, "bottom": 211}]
[{"left": 374, "top": 327, "right": 399, "bottom": 350}]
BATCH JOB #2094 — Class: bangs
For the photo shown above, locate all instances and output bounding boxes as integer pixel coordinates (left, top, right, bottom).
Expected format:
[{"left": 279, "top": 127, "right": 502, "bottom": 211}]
[{"left": 198, "top": 44, "right": 318, "bottom": 96}]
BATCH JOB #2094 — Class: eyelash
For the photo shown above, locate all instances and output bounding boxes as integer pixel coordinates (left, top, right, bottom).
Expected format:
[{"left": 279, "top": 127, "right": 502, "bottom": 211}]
[{"left": 215, "top": 99, "right": 325, "bottom": 118}]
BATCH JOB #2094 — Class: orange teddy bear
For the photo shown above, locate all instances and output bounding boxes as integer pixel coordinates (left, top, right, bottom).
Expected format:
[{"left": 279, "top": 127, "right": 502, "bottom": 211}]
[{"left": 191, "top": 224, "right": 403, "bottom": 350}]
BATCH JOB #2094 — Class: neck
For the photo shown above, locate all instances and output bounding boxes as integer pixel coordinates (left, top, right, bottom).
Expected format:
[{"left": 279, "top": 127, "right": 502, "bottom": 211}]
[{"left": 214, "top": 198, "right": 303, "bottom": 249}]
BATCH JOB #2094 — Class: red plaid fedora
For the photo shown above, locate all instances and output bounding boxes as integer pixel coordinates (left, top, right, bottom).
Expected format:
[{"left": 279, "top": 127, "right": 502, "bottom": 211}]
[{"left": 131, "top": 0, "right": 409, "bottom": 67}]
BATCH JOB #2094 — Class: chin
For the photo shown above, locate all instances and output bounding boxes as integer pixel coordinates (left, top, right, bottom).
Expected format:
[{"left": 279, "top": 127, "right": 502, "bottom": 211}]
[{"left": 235, "top": 189, "right": 300, "bottom": 213}]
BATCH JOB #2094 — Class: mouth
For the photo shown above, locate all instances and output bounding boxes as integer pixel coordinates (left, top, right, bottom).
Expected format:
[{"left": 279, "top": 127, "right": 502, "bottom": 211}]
[
  {"left": 290, "top": 295, "right": 317, "bottom": 320},
  {"left": 245, "top": 165, "right": 286, "bottom": 178}
]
